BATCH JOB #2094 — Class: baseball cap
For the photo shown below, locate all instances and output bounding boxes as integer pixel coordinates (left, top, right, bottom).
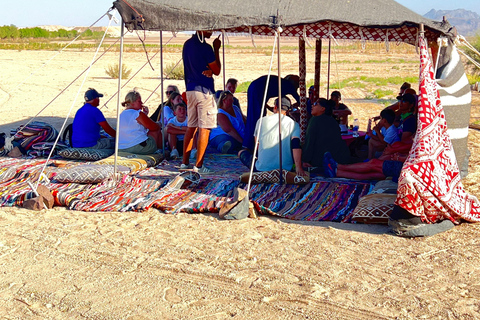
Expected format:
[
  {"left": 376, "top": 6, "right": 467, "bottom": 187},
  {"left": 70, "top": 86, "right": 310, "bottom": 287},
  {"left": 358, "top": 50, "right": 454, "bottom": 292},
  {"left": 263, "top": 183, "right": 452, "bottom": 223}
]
[
  {"left": 85, "top": 88, "right": 104, "bottom": 101},
  {"left": 275, "top": 97, "right": 291, "bottom": 111}
]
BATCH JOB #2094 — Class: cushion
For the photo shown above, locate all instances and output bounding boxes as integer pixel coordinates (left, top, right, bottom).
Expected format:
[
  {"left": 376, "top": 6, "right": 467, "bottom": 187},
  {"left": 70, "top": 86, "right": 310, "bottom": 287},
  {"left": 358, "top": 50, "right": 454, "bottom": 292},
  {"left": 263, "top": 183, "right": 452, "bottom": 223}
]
[
  {"left": 351, "top": 193, "right": 397, "bottom": 224},
  {"left": 240, "top": 169, "right": 310, "bottom": 185},
  {"left": 58, "top": 148, "right": 114, "bottom": 161},
  {"left": 55, "top": 164, "right": 115, "bottom": 184},
  {"left": 94, "top": 152, "right": 163, "bottom": 172}
]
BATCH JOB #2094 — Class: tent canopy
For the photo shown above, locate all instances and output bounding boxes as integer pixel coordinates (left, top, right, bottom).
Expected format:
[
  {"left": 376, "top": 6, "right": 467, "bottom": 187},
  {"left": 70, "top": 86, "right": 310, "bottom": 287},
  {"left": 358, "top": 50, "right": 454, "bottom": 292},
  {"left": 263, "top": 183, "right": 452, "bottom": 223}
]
[{"left": 113, "top": 0, "right": 454, "bottom": 44}]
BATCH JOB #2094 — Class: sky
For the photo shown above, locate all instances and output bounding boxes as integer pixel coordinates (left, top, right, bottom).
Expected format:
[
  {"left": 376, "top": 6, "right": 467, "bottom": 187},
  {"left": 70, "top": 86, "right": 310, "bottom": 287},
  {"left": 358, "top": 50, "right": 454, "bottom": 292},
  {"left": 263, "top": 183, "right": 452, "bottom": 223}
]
[{"left": 2, "top": 0, "right": 480, "bottom": 28}]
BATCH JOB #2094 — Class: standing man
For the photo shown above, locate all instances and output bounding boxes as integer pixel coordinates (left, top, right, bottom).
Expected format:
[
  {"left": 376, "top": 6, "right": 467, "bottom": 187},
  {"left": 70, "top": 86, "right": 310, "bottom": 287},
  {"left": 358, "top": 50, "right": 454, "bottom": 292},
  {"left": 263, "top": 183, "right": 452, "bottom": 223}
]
[
  {"left": 72, "top": 88, "right": 116, "bottom": 149},
  {"left": 181, "top": 31, "right": 221, "bottom": 173}
]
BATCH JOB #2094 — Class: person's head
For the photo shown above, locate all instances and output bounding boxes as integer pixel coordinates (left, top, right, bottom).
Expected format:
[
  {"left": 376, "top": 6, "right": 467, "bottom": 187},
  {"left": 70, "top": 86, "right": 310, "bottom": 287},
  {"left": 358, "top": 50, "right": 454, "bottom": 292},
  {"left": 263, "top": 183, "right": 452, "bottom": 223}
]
[
  {"left": 166, "top": 85, "right": 180, "bottom": 99},
  {"left": 173, "top": 102, "right": 187, "bottom": 120},
  {"left": 380, "top": 108, "right": 396, "bottom": 125},
  {"left": 330, "top": 91, "right": 341, "bottom": 105},
  {"left": 397, "top": 82, "right": 411, "bottom": 99},
  {"left": 274, "top": 96, "right": 291, "bottom": 114},
  {"left": 404, "top": 88, "right": 417, "bottom": 96},
  {"left": 170, "top": 92, "right": 183, "bottom": 106},
  {"left": 198, "top": 31, "right": 213, "bottom": 39},
  {"left": 312, "top": 98, "right": 332, "bottom": 117},
  {"left": 284, "top": 74, "right": 300, "bottom": 90},
  {"left": 121, "top": 90, "right": 142, "bottom": 109},
  {"left": 226, "top": 78, "right": 238, "bottom": 94},
  {"left": 84, "top": 88, "right": 103, "bottom": 107},
  {"left": 400, "top": 93, "right": 416, "bottom": 113},
  {"left": 217, "top": 91, "right": 234, "bottom": 109}
]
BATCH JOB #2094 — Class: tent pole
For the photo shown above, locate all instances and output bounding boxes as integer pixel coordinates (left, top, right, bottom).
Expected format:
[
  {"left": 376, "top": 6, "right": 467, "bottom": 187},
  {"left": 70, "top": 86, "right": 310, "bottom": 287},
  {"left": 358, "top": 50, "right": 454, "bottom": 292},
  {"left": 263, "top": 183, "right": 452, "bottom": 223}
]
[
  {"left": 327, "top": 37, "right": 331, "bottom": 98},
  {"left": 315, "top": 39, "right": 322, "bottom": 100},
  {"left": 160, "top": 31, "right": 165, "bottom": 155},
  {"left": 222, "top": 31, "right": 226, "bottom": 90},
  {"left": 114, "top": 18, "right": 125, "bottom": 179},
  {"left": 277, "top": 28, "right": 283, "bottom": 185},
  {"left": 299, "top": 37, "right": 307, "bottom": 143}
]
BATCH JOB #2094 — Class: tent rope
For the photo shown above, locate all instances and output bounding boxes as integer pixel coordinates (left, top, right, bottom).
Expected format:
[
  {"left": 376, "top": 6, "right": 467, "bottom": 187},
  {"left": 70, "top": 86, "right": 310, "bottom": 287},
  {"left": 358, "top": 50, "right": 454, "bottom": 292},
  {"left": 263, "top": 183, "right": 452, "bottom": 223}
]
[
  {"left": 10, "top": 9, "right": 113, "bottom": 95},
  {"left": 385, "top": 29, "right": 390, "bottom": 52},
  {"left": 302, "top": 25, "right": 312, "bottom": 48},
  {"left": 359, "top": 27, "right": 366, "bottom": 50},
  {"left": 34, "top": 17, "right": 114, "bottom": 190},
  {"left": 246, "top": 31, "right": 278, "bottom": 195}
]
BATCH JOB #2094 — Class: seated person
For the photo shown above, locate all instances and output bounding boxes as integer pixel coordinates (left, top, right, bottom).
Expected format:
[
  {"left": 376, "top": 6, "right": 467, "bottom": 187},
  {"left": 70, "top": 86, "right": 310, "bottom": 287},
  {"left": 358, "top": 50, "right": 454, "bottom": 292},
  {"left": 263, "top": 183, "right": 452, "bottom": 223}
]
[
  {"left": 367, "top": 108, "right": 399, "bottom": 159},
  {"left": 166, "top": 102, "right": 188, "bottom": 159},
  {"left": 150, "top": 85, "right": 181, "bottom": 125},
  {"left": 302, "top": 98, "right": 351, "bottom": 170},
  {"left": 324, "top": 151, "right": 408, "bottom": 182},
  {"left": 72, "top": 88, "right": 116, "bottom": 149},
  {"left": 388, "top": 93, "right": 417, "bottom": 154},
  {"left": 238, "top": 97, "right": 307, "bottom": 178},
  {"left": 226, "top": 78, "right": 241, "bottom": 108},
  {"left": 387, "top": 82, "right": 412, "bottom": 113},
  {"left": 118, "top": 90, "right": 163, "bottom": 155},
  {"left": 329, "top": 91, "right": 352, "bottom": 126},
  {"left": 243, "top": 74, "right": 300, "bottom": 151},
  {"left": 209, "top": 91, "right": 246, "bottom": 154}
]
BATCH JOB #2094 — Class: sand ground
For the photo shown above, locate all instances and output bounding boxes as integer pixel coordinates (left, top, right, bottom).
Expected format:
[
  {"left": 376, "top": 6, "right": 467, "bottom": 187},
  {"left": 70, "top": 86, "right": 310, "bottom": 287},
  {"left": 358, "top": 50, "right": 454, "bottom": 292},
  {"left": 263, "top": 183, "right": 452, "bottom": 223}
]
[{"left": 1, "top": 36, "right": 480, "bottom": 319}]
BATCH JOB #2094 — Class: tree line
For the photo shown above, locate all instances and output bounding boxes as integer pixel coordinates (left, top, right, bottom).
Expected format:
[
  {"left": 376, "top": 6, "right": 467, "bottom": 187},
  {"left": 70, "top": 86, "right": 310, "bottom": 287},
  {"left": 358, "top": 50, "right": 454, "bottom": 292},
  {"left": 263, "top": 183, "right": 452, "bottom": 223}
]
[{"left": 0, "top": 25, "right": 105, "bottom": 39}]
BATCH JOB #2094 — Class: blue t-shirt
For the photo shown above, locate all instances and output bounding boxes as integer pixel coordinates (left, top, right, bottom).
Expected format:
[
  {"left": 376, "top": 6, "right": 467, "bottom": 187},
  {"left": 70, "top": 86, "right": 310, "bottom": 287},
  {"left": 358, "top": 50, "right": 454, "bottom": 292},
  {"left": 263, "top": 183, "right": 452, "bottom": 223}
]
[
  {"left": 183, "top": 35, "right": 216, "bottom": 93},
  {"left": 72, "top": 103, "right": 107, "bottom": 148}
]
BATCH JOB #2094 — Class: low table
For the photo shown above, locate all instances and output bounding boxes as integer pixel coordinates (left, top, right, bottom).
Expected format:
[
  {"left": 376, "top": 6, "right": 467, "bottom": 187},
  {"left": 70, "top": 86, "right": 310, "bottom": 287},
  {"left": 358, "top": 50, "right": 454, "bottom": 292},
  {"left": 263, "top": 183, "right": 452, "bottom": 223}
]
[{"left": 341, "top": 131, "right": 366, "bottom": 146}]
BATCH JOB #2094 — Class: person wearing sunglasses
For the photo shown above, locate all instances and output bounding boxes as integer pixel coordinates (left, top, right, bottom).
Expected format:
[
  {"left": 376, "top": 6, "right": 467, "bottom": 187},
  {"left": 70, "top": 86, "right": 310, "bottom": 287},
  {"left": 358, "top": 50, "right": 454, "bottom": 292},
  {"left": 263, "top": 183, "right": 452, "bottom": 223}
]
[{"left": 150, "top": 85, "right": 180, "bottom": 123}]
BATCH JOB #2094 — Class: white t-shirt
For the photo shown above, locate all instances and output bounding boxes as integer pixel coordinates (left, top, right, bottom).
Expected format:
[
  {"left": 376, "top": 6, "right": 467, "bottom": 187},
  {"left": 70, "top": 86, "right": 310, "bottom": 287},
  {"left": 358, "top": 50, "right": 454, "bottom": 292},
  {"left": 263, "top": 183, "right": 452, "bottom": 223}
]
[
  {"left": 118, "top": 109, "right": 149, "bottom": 149},
  {"left": 254, "top": 114, "right": 300, "bottom": 172},
  {"left": 167, "top": 116, "right": 188, "bottom": 141}
]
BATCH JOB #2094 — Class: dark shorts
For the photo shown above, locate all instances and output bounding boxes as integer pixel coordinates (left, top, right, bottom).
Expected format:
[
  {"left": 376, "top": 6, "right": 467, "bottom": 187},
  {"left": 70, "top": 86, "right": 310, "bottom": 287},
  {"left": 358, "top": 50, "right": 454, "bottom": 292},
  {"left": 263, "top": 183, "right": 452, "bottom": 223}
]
[{"left": 382, "top": 160, "right": 404, "bottom": 182}]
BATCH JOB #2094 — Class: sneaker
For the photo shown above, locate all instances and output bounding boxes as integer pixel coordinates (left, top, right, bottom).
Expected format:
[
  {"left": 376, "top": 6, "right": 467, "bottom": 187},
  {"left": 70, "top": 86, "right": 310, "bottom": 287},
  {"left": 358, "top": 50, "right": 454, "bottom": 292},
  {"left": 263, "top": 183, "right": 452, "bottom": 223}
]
[
  {"left": 323, "top": 152, "right": 337, "bottom": 178},
  {"left": 170, "top": 148, "right": 179, "bottom": 159},
  {"left": 190, "top": 148, "right": 197, "bottom": 160},
  {"left": 221, "top": 141, "right": 232, "bottom": 154},
  {"left": 193, "top": 165, "right": 214, "bottom": 175},
  {"left": 179, "top": 163, "right": 194, "bottom": 171}
]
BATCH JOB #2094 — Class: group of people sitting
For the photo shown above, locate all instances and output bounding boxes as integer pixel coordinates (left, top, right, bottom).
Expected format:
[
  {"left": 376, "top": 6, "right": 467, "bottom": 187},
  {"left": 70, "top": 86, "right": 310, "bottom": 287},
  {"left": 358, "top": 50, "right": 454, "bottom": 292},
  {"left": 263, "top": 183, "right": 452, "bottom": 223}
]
[{"left": 71, "top": 66, "right": 416, "bottom": 184}]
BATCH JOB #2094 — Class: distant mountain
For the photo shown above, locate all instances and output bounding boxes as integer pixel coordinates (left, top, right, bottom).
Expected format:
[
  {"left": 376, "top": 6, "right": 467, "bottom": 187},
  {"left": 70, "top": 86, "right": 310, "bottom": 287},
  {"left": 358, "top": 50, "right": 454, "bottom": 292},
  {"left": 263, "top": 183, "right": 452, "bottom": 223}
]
[{"left": 424, "top": 9, "right": 480, "bottom": 36}]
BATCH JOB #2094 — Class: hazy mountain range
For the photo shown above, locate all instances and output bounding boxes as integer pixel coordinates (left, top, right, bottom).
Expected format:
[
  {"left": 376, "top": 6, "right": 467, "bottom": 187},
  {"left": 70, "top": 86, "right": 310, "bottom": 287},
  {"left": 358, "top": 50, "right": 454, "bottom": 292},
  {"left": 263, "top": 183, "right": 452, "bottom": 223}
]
[{"left": 424, "top": 9, "right": 480, "bottom": 36}]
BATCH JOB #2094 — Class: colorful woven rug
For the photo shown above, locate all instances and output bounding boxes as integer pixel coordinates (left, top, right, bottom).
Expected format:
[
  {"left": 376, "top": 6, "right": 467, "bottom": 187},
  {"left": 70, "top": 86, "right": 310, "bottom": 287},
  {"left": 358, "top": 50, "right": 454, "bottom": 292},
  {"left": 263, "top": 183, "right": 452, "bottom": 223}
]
[{"left": 0, "top": 154, "right": 374, "bottom": 223}]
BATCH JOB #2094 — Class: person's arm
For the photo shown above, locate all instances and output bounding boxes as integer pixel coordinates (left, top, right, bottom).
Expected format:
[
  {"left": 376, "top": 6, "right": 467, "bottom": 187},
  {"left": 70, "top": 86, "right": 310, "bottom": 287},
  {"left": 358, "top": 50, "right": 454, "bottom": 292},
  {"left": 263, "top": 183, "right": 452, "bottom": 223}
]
[
  {"left": 99, "top": 121, "right": 116, "bottom": 137},
  {"left": 291, "top": 136, "right": 307, "bottom": 177},
  {"left": 136, "top": 111, "right": 160, "bottom": 131},
  {"left": 206, "top": 36, "right": 221, "bottom": 76},
  {"left": 218, "top": 113, "right": 243, "bottom": 143},
  {"left": 166, "top": 124, "right": 187, "bottom": 135}
]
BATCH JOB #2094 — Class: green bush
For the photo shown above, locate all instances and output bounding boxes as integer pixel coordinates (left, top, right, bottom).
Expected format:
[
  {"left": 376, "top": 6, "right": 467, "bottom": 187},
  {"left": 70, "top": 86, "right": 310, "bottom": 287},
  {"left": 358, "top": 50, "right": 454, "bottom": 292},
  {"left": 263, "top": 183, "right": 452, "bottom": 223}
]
[
  {"left": 236, "top": 81, "right": 251, "bottom": 93},
  {"left": 105, "top": 63, "right": 132, "bottom": 79},
  {"left": 164, "top": 62, "right": 184, "bottom": 80}
]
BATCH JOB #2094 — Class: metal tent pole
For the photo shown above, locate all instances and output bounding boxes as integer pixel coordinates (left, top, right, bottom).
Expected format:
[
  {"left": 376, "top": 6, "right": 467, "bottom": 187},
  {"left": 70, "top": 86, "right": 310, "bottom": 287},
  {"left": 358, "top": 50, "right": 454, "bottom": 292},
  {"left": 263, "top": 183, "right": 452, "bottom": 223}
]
[
  {"left": 327, "top": 37, "right": 331, "bottom": 98},
  {"left": 113, "top": 18, "right": 125, "bottom": 178},
  {"left": 299, "top": 37, "right": 307, "bottom": 142},
  {"left": 222, "top": 31, "right": 226, "bottom": 90},
  {"left": 160, "top": 31, "right": 165, "bottom": 154},
  {"left": 277, "top": 28, "right": 283, "bottom": 185}
]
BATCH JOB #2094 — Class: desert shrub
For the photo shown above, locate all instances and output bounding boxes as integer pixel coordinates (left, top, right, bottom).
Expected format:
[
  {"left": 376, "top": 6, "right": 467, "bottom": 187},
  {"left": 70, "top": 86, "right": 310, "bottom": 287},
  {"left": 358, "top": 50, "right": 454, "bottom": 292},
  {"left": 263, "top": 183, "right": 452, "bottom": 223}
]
[
  {"left": 164, "top": 62, "right": 184, "bottom": 80},
  {"left": 372, "top": 89, "right": 394, "bottom": 99},
  {"left": 236, "top": 81, "right": 251, "bottom": 93},
  {"left": 105, "top": 64, "right": 132, "bottom": 79},
  {"left": 465, "top": 34, "right": 480, "bottom": 75}
]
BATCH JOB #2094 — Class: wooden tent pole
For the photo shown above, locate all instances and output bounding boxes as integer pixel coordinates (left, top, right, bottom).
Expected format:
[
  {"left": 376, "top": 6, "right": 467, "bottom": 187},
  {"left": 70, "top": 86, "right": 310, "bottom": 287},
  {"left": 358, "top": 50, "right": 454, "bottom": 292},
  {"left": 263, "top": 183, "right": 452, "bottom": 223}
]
[
  {"left": 114, "top": 18, "right": 125, "bottom": 179},
  {"left": 327, "top": 37, "right": 331, "bottom": 98},
  {"left": 277, "top": 28, "right": 283, "bottom": 185},
  {"left": 315, "top": 39, "right": 322, "bottom": 100},
  {"left": 222, "top": 32, "right": 226, "bottom": 90},
  {"left": 299, "top": 37, "right": 307, "bottom": 142}
]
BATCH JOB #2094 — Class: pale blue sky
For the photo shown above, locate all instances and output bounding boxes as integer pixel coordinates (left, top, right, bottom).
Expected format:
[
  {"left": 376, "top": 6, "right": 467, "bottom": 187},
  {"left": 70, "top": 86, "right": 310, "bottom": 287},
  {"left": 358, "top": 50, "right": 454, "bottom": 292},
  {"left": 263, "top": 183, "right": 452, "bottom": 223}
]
[{"left": 2, "top": 0, "right": 479, "bottom": 28}]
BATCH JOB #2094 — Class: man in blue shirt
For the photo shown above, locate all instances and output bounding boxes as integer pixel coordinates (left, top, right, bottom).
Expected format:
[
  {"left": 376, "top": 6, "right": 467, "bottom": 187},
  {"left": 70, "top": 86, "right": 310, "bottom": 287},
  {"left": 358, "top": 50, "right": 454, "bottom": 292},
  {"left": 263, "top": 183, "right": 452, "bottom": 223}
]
[
  {"left": 181, "top": 31, "right": 221, "bottom": 174},
  {"left": 72, "top": 88, "right": 116, "bottom": 148}
]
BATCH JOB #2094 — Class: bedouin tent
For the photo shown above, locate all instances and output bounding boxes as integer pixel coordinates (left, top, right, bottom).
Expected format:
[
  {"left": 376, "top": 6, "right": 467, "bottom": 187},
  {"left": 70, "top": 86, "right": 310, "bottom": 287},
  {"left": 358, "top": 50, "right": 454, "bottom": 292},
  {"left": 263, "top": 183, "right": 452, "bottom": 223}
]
[
  {"left": 112, "top": 0, "right": 480, "bottom": 224},
  {"left": 112, "top": 0, "right": 470, "bottom": 178}
]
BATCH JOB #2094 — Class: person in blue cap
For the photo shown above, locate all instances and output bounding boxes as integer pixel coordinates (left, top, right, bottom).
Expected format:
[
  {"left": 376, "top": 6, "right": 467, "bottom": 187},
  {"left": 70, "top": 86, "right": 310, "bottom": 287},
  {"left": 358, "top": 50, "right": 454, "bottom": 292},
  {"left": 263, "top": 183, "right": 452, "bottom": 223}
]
[{"left": 72, "top": 88, "right": 116, "bottom": 148}]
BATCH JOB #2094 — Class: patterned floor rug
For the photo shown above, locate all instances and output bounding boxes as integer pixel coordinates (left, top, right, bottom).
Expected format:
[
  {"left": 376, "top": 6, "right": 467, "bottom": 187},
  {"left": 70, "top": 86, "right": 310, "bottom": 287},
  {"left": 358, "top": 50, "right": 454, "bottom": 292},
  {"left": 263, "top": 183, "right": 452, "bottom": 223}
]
[{"left": 0, "top": 154, "right": 374, "bottom": 222}]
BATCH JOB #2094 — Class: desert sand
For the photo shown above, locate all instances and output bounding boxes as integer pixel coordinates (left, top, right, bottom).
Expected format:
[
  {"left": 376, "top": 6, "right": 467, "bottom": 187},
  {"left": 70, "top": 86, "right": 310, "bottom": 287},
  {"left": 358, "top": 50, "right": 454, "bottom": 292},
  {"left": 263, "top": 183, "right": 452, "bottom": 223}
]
[{"left": 1, "top": 35, "right": 480, "bottom": 319}]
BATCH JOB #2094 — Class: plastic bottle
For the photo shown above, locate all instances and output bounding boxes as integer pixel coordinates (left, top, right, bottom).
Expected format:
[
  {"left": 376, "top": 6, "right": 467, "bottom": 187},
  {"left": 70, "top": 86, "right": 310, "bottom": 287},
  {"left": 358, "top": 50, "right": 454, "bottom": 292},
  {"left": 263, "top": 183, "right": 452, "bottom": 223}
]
[{"left": 352, "top": 118, "right": 359, "bottom": 137}]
